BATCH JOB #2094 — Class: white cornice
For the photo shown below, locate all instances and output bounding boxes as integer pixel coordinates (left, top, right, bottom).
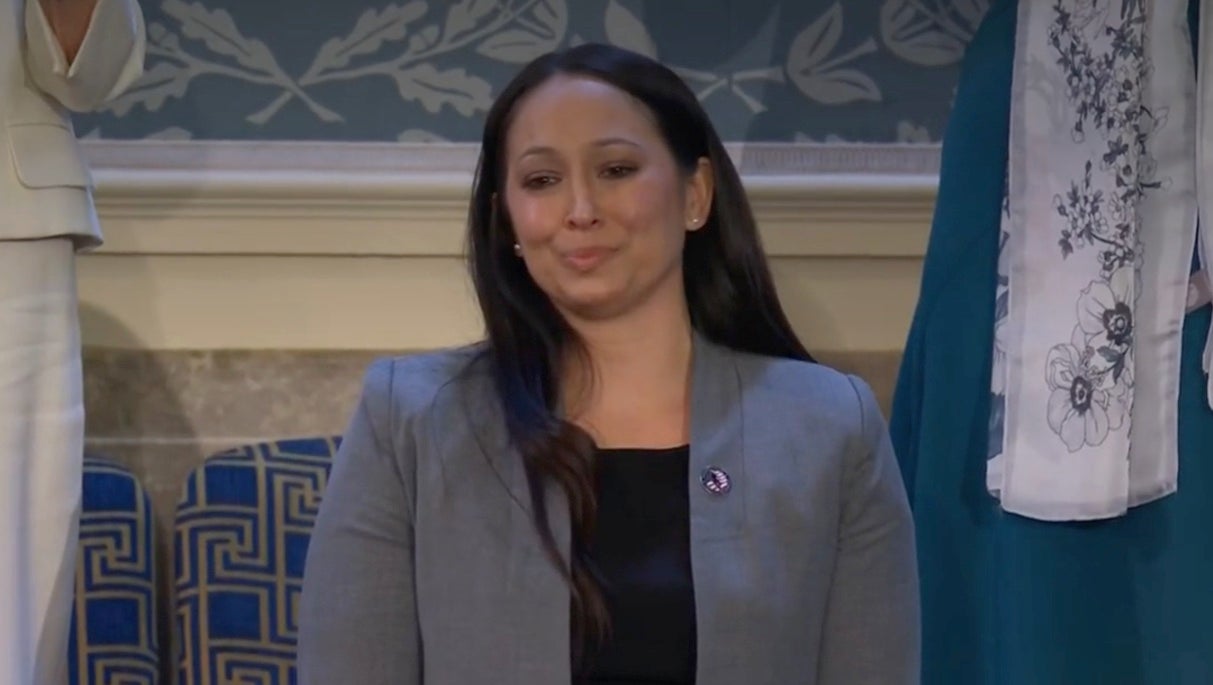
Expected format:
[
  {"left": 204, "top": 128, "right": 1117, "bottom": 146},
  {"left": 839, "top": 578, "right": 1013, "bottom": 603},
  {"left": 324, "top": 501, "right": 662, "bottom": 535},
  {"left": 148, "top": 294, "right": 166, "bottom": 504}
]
[{"left": 84, "top": 140, "right": 940, "bottom": 258}]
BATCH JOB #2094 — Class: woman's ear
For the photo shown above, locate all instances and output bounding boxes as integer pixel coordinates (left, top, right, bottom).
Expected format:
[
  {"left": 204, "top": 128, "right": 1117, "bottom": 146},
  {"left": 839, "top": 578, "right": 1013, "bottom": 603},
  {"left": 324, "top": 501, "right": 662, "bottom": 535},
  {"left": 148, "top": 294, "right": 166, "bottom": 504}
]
[{"left": 685, "top": 157, "right": 714, "bottom": 231}]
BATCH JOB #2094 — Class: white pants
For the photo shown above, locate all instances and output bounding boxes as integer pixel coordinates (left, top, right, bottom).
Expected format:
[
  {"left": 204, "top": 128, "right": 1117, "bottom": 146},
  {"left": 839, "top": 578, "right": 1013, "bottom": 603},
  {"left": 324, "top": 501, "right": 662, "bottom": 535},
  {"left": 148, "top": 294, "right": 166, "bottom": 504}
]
[{"left": 0, "top": 239, "right": 82, "bottom": 685}]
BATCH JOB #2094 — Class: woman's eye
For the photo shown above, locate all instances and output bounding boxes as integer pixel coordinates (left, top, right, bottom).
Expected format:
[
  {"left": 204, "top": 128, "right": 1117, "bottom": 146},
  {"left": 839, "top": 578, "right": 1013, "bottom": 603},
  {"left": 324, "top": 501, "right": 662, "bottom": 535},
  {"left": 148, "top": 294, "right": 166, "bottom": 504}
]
[
  {"left": 602, "top": 164, "right": 636, "bottom": 179},
  {"left": 523, "top": 174, "right": 557, "bottom": 189}
]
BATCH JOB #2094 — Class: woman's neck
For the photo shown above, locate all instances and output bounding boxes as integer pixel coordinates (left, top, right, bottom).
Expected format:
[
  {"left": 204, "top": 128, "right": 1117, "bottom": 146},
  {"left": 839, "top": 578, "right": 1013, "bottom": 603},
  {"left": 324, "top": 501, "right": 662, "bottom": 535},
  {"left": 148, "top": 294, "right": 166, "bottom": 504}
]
[{"left": 562, "top": 300, "right": 694, "bottom": 448}]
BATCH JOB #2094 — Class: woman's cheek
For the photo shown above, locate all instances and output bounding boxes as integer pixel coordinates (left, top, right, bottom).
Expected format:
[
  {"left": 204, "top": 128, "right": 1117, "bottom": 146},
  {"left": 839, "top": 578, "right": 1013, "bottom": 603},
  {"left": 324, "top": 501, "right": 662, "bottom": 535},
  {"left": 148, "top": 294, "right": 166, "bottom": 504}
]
[{"left": 509, "top": 197, "right": 558, "bottom": 242}]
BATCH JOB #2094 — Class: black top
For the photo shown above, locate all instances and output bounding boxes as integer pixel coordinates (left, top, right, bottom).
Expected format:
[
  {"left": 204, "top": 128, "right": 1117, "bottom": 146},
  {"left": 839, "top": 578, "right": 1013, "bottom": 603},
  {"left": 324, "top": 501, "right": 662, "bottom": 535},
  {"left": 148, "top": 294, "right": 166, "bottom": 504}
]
[{"left": 575, "top": 445, "right": 696, "bottom": 685}]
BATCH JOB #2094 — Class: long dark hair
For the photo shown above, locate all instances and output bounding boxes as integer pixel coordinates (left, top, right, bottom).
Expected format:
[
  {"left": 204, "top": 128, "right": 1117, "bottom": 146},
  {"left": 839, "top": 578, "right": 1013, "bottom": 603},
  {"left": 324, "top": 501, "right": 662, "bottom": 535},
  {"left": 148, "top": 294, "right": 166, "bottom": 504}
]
[{"left": 465, "top": 43, "right": 813, "bottom": 667}]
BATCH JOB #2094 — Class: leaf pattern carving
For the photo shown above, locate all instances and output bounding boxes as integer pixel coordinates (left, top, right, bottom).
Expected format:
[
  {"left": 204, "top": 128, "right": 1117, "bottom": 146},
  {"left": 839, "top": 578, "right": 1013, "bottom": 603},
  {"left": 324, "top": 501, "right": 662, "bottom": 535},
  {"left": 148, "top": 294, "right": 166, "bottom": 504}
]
[
  {"left": 83, "top": 0, "right": 979, "bottom": 143},
  {"left": 787, "top": 4, "right": 881, "bottom": 104},
  {"left": 309, "top": 2, "right": 428, "bottom": 75},
  {"left": 394, "top": 64, "right": 493, "bottom": 116}
]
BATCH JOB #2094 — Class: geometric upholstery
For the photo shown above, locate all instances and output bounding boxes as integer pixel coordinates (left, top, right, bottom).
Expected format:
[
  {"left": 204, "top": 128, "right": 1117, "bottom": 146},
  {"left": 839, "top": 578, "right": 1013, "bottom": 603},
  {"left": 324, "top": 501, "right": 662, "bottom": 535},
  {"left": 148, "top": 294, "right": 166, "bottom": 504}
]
[
  {"left": 174, "top": 437, "right": 339, "bottom": 685},
  {"left": 69, "top": 456, "right": 159, "bottom": 685}
]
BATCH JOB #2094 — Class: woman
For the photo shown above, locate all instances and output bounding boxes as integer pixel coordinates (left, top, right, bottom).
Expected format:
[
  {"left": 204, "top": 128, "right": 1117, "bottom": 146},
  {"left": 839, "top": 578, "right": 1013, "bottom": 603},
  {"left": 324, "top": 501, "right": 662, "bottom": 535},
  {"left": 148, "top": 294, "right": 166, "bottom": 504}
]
[
  {"left": 298, "top": 43, "right": 919, "bottom": 685},
  {"left": 0, "top": 1, "right": 144, "bottom": 683},
  {"left": 894, "top": 2, "right": 1213, "bottom": 684}
]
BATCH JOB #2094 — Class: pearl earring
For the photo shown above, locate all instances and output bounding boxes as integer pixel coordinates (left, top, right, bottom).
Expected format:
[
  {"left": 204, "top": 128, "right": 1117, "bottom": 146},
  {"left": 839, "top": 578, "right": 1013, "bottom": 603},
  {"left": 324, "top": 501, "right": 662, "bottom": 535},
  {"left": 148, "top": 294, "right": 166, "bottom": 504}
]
[{"left": 513, "top": 242, "right": 522, "bottom": 256}]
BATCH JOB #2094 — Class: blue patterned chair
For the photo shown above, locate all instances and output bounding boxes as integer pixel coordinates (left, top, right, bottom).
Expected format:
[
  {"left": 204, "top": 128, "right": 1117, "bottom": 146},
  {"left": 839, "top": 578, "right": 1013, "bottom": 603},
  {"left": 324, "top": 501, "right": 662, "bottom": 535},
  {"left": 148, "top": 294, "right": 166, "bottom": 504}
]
[
  {"left": 69, "top": 456, "right": 159, "bottom": 685},
  {"left": 175, "top": 437, "right": 339, "bottom": 685}
]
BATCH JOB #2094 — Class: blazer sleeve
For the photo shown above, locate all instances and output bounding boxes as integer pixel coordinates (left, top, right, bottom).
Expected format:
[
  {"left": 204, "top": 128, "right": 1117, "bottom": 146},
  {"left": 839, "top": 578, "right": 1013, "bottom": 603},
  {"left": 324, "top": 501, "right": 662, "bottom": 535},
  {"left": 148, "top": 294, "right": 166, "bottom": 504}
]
[
  {"left": 298, "top": 358, "right": 422, "bottom": 685},
  {"left": 816, "top": 375, "right": 921, "bottom": 685},
  {"left": 23, "top": 0, "right": 146, "bottom": 112}
]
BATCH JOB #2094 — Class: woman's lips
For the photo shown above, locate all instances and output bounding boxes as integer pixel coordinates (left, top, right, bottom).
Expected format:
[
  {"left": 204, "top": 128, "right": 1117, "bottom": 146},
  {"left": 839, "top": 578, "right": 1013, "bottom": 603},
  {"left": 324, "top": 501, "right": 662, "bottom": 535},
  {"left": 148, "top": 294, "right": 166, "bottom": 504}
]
[{"left": 560, "top": 246, "right": 616, "bottom": 271}]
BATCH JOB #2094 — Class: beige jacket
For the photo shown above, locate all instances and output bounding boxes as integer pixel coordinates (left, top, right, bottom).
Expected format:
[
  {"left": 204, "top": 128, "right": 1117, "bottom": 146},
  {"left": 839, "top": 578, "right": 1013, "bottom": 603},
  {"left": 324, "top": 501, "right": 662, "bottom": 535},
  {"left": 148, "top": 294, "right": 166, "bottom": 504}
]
[{"left": 0, "top": 0, "right": 144, "bottom": 249}]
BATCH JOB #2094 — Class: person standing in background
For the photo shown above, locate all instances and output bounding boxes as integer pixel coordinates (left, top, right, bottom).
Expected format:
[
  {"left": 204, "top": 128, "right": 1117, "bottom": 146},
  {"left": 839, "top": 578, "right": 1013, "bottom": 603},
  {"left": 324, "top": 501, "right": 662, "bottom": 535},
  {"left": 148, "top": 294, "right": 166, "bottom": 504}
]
[
  {"left": 0, "top": 1, "right": 144, "bottom": 683},
  {"left": 892, "top": 1, "right": 1213, "bottom": 683}
]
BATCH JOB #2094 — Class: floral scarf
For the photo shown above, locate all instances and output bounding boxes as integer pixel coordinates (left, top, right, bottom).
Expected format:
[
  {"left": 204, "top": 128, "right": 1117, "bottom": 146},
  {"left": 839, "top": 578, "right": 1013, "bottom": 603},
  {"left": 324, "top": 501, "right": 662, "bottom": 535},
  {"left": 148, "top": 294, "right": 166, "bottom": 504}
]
[{"left": 986, "top": 0, "right": 1208, "bottom": 520}]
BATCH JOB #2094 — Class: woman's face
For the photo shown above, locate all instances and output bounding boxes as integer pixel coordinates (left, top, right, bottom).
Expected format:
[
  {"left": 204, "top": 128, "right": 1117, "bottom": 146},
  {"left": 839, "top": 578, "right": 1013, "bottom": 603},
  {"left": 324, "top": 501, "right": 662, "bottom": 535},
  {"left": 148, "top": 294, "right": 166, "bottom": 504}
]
[{"left": 501, "top": 74, "right": 712, "bottom": 323}]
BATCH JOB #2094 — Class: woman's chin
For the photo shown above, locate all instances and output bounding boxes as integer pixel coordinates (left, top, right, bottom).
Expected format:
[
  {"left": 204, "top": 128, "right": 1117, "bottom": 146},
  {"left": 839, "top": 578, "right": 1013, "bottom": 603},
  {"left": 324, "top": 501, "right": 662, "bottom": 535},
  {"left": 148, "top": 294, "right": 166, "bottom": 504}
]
[{"left": 553, "top": 283, "right": 630, "bottom": 321}]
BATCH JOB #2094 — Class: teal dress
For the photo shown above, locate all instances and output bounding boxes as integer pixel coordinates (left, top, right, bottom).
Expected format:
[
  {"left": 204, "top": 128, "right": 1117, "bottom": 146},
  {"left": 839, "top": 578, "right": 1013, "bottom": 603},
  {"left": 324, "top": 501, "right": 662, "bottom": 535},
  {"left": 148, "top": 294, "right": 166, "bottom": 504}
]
[{"left": 891, "top": 1, "right": 1213, "bottom": 683}]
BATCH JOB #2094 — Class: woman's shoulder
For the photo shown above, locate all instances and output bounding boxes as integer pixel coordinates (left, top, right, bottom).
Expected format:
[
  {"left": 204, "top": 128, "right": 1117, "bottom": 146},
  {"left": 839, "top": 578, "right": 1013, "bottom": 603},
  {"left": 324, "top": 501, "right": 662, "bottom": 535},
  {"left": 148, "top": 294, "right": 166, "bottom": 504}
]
[
  {"left": 357, "top": 342, "right": 493, "bottom": 419},
  {"left": 726, "top": 349, "right": 884, "bottom": 436},
  {"left": 734, "top": 349, "right": 873, "bottom": 401}
]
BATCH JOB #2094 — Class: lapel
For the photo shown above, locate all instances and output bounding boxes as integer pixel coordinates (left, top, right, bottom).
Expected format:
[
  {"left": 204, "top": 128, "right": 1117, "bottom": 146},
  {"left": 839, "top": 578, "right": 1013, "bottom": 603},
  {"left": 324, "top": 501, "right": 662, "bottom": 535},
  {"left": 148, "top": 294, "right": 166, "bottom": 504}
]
[
  {"left": 475, "top": 334, "right": 751, "bottom": 684},
  {"left": 503, "top": 445, "right": 572, "bottom": 683},
  {"left": 463, "top": 373, "right": 572, "bottom": 685},
  {"left": 687, "top": 333, "right": 749, "bottom": 543},
  {"left": 687, "top": 335, "right": 753, "bottom": 685}
]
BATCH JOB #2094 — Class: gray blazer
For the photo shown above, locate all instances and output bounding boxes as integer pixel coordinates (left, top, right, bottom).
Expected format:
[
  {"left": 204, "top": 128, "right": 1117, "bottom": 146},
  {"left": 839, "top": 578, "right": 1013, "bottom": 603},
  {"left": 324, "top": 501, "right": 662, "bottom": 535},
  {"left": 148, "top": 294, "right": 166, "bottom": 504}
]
[{"left": 298, "top": 336, "right": 919, "bottom": 685}]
